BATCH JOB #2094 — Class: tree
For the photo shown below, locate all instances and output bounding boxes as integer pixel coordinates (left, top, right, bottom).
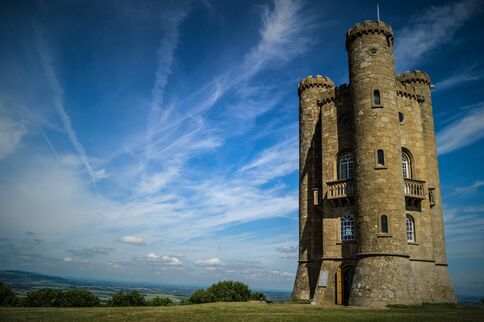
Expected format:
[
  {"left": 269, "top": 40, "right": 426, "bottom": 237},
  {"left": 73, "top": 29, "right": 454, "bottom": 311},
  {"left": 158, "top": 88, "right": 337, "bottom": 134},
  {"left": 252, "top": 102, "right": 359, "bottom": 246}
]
[
  {"left": 0, "top": 283, "right": 17, "bottom": 307},
  {"left": 250, "top": 291, "right": 267, "bottom": 301},
  {"left": 108, "top": 290, "right": 146, "bottom": 307},
  {"left": 149, "top": 296, "right": 173, "bottom": 306},
  {"left": 207, "top": 280, "right": 251, "bottom": 302},
  {"left": 187, "top": 289, "right": 216, "bottom": 304},
  {"left": 21, "top": 288, "right": 66, "bottom": 307},
  {"left": 63, "top": 289, "right": 100, "bottom": 307}
]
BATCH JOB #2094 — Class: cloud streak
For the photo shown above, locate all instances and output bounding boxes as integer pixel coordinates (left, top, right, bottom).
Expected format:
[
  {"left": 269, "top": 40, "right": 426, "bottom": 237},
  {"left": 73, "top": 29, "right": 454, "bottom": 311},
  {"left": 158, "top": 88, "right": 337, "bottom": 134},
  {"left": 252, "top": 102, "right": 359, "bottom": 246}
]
[
  {"left": 395, "top": 0, "right": 480, "bottom": 69},
  {"left": 34, "top": 23, "right": 99, "bottom": 183},
  {"left": 436, "top": 103, "right": 484, "bottom": 155}
]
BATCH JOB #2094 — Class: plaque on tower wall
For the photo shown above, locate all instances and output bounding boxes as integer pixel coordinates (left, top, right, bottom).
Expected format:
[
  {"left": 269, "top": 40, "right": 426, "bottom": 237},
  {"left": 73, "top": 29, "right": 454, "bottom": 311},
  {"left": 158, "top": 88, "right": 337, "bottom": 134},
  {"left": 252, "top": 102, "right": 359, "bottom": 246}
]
[{"left": 318, "top": 270, "right": 328, "bottom": 287}]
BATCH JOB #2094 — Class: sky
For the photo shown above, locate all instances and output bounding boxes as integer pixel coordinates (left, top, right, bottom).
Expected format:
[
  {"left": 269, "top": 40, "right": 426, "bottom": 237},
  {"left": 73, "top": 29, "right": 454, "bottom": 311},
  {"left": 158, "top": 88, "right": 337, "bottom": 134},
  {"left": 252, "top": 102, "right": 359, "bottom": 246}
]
[{"left": 0, "top": 0, "right": 483, "bottom": 295}]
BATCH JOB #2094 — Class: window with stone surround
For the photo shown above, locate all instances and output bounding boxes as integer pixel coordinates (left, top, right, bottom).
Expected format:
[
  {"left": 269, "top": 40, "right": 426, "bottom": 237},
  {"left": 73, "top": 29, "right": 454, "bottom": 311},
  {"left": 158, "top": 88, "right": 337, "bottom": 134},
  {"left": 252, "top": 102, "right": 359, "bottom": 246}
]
[
  {"left": 406, "top": 215, "right": 415, "bottom": 242},
  {"left": 340, "top": 214, "right": 354, "bottom": 241},
  {"left": 377, "top": 149, "right": 385, "bottom": 166},
  {"left": 402, "top": 152, "right": 411, "bottom": 178},
  {"left": 381, "top": 215, "right": 388, "bottom": 233},
  {"left": 373, "top": 89, "right": 381, "bottom": 106},
  {"left": 338, "top": 153, "right": 354, "bottom": 180}
]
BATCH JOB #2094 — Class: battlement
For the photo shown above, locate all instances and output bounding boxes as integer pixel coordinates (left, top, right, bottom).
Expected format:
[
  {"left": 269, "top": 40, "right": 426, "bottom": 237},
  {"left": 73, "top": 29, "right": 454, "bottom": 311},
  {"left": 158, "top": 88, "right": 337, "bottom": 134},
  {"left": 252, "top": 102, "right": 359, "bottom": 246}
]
[
  {"left": 298, "top": 75, "right": 334, "bottom": 96},
  {"left": 346, "top": 20, "right": 393, "bottom": 49},
  {"left": 397, "top": 70, "right": 431, "bottom": 86},
  {"left": 396, "top": 82, "right": 425, "bottom": 103}
]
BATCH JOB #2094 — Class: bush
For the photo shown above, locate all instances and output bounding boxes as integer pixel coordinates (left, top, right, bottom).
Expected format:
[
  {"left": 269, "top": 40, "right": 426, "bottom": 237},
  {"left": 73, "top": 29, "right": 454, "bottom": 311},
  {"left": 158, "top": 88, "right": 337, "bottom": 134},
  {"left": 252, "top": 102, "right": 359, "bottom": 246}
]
[
  {"left": 149, "top": 296, "right": 173, "bottom": 306},
  {"left": 63, "top": 289, "right": 100, "bottom": 307},
  {"left": 250, "top": 291, "right": 267, "bottom": 301},
  {"left": 207, "top": 280, "right": 251, "bottom": 302},
  {"left": 187, "top": 289, "right": 216, "bottom": 304},
  {"left": 20, "top": 288, "right": 100, "bottom": 307},
  {"left": 108, "top": 290, "right": 146, "bottom": 307},
  {"left": 21, "top": 288, "right": 66, "bottom": 307},
  {"left": 187, "top": 280, "right": 255, "bottom": 304},
  {"left": 0, "top": 283, "right": 17, "bottom": 307}
]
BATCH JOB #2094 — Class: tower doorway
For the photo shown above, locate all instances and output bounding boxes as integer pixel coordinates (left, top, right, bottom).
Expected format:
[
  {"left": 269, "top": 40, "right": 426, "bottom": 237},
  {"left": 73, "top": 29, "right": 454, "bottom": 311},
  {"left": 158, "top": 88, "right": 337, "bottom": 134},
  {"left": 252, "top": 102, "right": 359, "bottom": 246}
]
[{"left": 336, "top": 266, "right": 355, "bottom": 305}]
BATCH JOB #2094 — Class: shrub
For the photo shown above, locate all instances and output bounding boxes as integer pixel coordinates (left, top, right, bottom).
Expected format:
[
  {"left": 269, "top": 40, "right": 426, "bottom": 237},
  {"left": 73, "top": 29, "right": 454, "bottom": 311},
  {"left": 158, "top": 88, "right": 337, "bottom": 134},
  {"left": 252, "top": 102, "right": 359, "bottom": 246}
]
[
  {"left": 250, "top": 291, "right": 267, "bottom": 301},
  {"left": 21, "top": 288, "right": 66, "bottom": 307},
  {"left": 187, "top": 289, "right": 216, "bottom": 304},
  {"left": 0, "top": 283, "right": 17, "bottom": 307},
  {"left": 207, "top": 280, "right": 251, "bottom": 302},
  {"left": 149, "top": 296, "right": 173, "bottom": 306},
  {"left": 108, "top": 290, "right": 146, "bottom": 307},
  {"left": 63, "top": 289, "right": 100, "bottom": 307}
]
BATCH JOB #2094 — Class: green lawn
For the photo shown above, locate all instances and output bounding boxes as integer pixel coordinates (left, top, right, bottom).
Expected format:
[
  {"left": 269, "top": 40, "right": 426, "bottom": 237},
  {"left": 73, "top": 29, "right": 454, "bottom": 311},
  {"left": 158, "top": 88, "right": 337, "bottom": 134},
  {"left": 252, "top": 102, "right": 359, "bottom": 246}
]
[{"left": 1, "top": 302, "right": 483, "bottom": 321}]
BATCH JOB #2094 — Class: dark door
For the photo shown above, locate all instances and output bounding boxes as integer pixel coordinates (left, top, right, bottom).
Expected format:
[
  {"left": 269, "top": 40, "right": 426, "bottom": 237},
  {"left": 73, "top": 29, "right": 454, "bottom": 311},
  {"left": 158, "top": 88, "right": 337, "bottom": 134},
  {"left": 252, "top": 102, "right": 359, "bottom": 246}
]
[{"left": 343, "top": 267, "right": 355, "bottom": 306}]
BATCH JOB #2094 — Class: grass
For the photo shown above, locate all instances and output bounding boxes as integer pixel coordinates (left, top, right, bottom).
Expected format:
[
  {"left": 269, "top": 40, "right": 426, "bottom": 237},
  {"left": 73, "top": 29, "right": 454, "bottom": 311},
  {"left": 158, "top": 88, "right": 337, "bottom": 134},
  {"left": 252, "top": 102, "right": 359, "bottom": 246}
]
[{"left": 0, "top": 302, "right": 483, "bottom": 321}]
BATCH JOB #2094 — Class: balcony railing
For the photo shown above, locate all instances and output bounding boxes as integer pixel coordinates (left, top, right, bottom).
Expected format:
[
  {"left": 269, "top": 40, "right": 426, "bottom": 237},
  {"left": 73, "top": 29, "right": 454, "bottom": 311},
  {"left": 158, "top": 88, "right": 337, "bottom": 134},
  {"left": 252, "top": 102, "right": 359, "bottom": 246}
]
[
  {"left": 327, "top": 179, "right": 354, "bottom": 200},
  {"left": 404, "top": 178, "right": 425, "bottom": 199}
]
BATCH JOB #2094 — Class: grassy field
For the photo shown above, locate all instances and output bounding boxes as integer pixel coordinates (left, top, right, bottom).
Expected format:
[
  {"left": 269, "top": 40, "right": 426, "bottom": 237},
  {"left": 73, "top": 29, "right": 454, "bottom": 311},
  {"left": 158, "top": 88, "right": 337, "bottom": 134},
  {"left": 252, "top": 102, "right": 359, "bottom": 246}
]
[{"left": 1, "top": 302, "right": 483, "bottom": 322}]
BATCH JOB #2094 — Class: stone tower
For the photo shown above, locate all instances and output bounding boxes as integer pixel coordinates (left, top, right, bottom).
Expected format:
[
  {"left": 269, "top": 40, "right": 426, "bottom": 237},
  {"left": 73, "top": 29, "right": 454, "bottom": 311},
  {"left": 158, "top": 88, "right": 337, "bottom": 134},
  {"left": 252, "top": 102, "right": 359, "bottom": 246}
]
[{"left": 292, "top": 20, "right": 456, "bottom": 307}]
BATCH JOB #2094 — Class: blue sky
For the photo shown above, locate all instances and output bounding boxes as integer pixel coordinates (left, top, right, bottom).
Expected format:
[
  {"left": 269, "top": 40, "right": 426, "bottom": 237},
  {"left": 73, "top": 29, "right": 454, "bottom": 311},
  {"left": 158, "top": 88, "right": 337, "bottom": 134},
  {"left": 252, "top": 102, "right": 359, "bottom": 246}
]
[{"left": 0, "top": 0, "right": 483, "bottom": 295}]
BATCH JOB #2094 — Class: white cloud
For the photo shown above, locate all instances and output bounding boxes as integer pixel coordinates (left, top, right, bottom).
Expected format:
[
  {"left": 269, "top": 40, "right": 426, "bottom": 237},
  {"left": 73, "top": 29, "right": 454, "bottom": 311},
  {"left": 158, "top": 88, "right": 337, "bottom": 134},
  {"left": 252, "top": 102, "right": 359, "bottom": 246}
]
[
  {"left": 276, "top": 245, "right": 297, "bottom": 253},
  {"left": 195, "top": 257, "right": 223, "bottom": 267},
  {"left": 454, "top": 180, "right": 484, "bottom": 196},
  {"left": 433, "top": 65, "right": 482, "bottom": 92},
  {"left": 63, "top": 257, "right": 72, "bottom": 262},
  {"left": 436, "top": 104, "right": 484, "bottom": 155},
  {"left": 0, "top": 116, "right": 27, "bottom": 159},
  {"left": 444, "top": 206, "right": 484, "bottom": 259},
  {"left": 144, "top": 252, "right": 183, "bottom": 266},
  {"left": 119, "top": 236, "right": 146, "bottom": 246},
  {"left": 34, "top": 23, "right": 98, "bottom": 183},
  {"left": 395, "top": 0, "right": 480, "bottom": 69}
]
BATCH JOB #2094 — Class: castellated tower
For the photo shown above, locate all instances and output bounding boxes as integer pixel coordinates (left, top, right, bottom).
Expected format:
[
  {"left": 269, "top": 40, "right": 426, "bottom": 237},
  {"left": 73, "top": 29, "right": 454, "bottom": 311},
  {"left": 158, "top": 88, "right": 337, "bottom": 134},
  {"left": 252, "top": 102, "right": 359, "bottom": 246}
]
[{"left": 292, "top": 20, "right": 456, "bottom": 307}]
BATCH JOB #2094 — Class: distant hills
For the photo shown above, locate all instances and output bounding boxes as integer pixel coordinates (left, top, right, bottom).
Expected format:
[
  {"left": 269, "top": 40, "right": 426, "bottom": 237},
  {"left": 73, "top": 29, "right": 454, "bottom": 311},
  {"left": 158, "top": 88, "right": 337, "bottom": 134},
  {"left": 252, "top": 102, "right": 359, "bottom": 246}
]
[{"left": 0, "top": 270, "right": 292, "bottom": 303}]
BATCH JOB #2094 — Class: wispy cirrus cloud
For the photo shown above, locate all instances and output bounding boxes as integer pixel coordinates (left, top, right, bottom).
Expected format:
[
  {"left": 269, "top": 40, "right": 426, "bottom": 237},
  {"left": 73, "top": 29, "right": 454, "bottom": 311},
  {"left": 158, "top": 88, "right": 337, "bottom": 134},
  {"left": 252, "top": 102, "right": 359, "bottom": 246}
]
[
  {"left": 433, "top": 64, "right": 482, "bottom": 92},
  {"left": 0, "top": 115, "right": 27, "bottom": 160},
  {"left": 395, "top": 0, "right": 480, "bottom": 69},
  {"left": 34, "top": 23, "right": 104, "bottom": 183},
  {"left": 436, "top": 103, "right": 484, "bottom": 154},
  {"left": 444, "top": 206, "right": 484, "bottom": 259},
  {"left": 454, "top": 180, "right": 484, "bottom": 196}
]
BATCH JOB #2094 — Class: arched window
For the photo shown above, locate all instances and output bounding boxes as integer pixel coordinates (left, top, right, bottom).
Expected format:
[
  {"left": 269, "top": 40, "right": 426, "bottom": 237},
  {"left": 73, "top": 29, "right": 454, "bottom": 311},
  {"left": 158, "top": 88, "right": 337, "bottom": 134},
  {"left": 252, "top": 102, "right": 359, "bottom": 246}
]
[
  {"left": 340, "top": 214, "right": 354, "bottom": 241},
  {"left": 381, "top": 215, "right": 388, "bottom": 233},
  {"left": 406, "top": 215, "right": 415, "bottom": 242},
  {"left": 402, "top": 152, "right": 411, "bottom": 178},
  {"left": 339, "top": 153, "right": 354, "bottom": 180},
  {"left": 373, "top": 90, "right": 381, "bottom": 105}
]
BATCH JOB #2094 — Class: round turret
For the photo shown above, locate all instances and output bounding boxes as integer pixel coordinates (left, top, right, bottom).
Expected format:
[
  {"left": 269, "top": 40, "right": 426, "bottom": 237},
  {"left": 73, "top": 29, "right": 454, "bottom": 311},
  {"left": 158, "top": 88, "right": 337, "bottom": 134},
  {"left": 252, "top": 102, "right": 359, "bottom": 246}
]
[
  {"left": 397, "top": 70, "right": 431, "bottom": 86},
  {"left": 298, "top": 75, "right": 334, "bottom": 96},
  {"left": 346, "top": 20, "right": 420, "bottom": 307},
  {"left": 346, "top": 20, "right": 393, "bottom": 50}
]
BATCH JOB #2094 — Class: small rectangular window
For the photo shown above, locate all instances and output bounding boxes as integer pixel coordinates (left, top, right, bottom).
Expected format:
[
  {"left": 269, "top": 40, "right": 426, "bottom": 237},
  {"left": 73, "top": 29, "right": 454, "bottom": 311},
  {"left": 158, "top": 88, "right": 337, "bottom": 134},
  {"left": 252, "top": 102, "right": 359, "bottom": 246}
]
[
  {"left": 373, "top": 90, "right": 381, "bottom": 106},
  {"left": 381, "top": 215, "right": 388, "bottom": 233},
  {"left": 377, "top": 149, "right": 385, "bottom": 166}
]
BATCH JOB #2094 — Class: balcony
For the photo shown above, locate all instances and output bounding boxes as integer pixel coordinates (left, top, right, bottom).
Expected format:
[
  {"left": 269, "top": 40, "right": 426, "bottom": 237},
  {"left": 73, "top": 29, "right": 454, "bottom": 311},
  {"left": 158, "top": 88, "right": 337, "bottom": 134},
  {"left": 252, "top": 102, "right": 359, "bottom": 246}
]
[
  {"left": 327, "top": 179, "right": 354, "bottom": 206},
  {"left": 404, "top": 178, "right": 425, "bottom": 207}
]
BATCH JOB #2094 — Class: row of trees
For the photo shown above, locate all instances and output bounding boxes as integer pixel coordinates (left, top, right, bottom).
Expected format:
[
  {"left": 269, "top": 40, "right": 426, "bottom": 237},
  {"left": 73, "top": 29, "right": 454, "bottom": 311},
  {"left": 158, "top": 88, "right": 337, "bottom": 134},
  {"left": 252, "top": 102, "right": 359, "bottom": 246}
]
[
  {"left": 0, "top": 283, "right": 172, "bottom": 307},
  {"left": 1, "top": 280, "right": 267, "bottom": 307}
]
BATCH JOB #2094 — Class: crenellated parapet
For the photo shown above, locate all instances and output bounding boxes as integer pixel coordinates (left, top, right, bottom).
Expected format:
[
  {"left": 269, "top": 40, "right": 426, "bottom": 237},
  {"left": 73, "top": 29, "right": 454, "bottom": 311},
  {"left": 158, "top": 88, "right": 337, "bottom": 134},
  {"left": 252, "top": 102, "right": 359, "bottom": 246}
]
[
  {"left": 397, "top": 70, "right": 431, "bottom": 86},
  {"left": 346, "top": 20, "right": 393, "bottom": 49},
  {"left": 396, "top": 82, "right": 425, "bottom": 103},
  {"left": 298, "top": 75, "right": 334, "bottom": 96},
  {"left": 317, "top": 87, "right": 335, "bottom": 106}
]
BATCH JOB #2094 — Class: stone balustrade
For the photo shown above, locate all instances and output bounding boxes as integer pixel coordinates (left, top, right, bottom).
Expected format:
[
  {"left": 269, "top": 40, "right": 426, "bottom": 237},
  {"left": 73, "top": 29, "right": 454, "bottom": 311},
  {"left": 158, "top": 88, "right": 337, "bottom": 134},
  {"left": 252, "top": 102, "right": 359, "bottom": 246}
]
[
  {"left": 404, "top": 178, "right": 425, "bottom": 199},
  {"left": 327, "top": 179, "right": 354, "bottom": 199}
]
